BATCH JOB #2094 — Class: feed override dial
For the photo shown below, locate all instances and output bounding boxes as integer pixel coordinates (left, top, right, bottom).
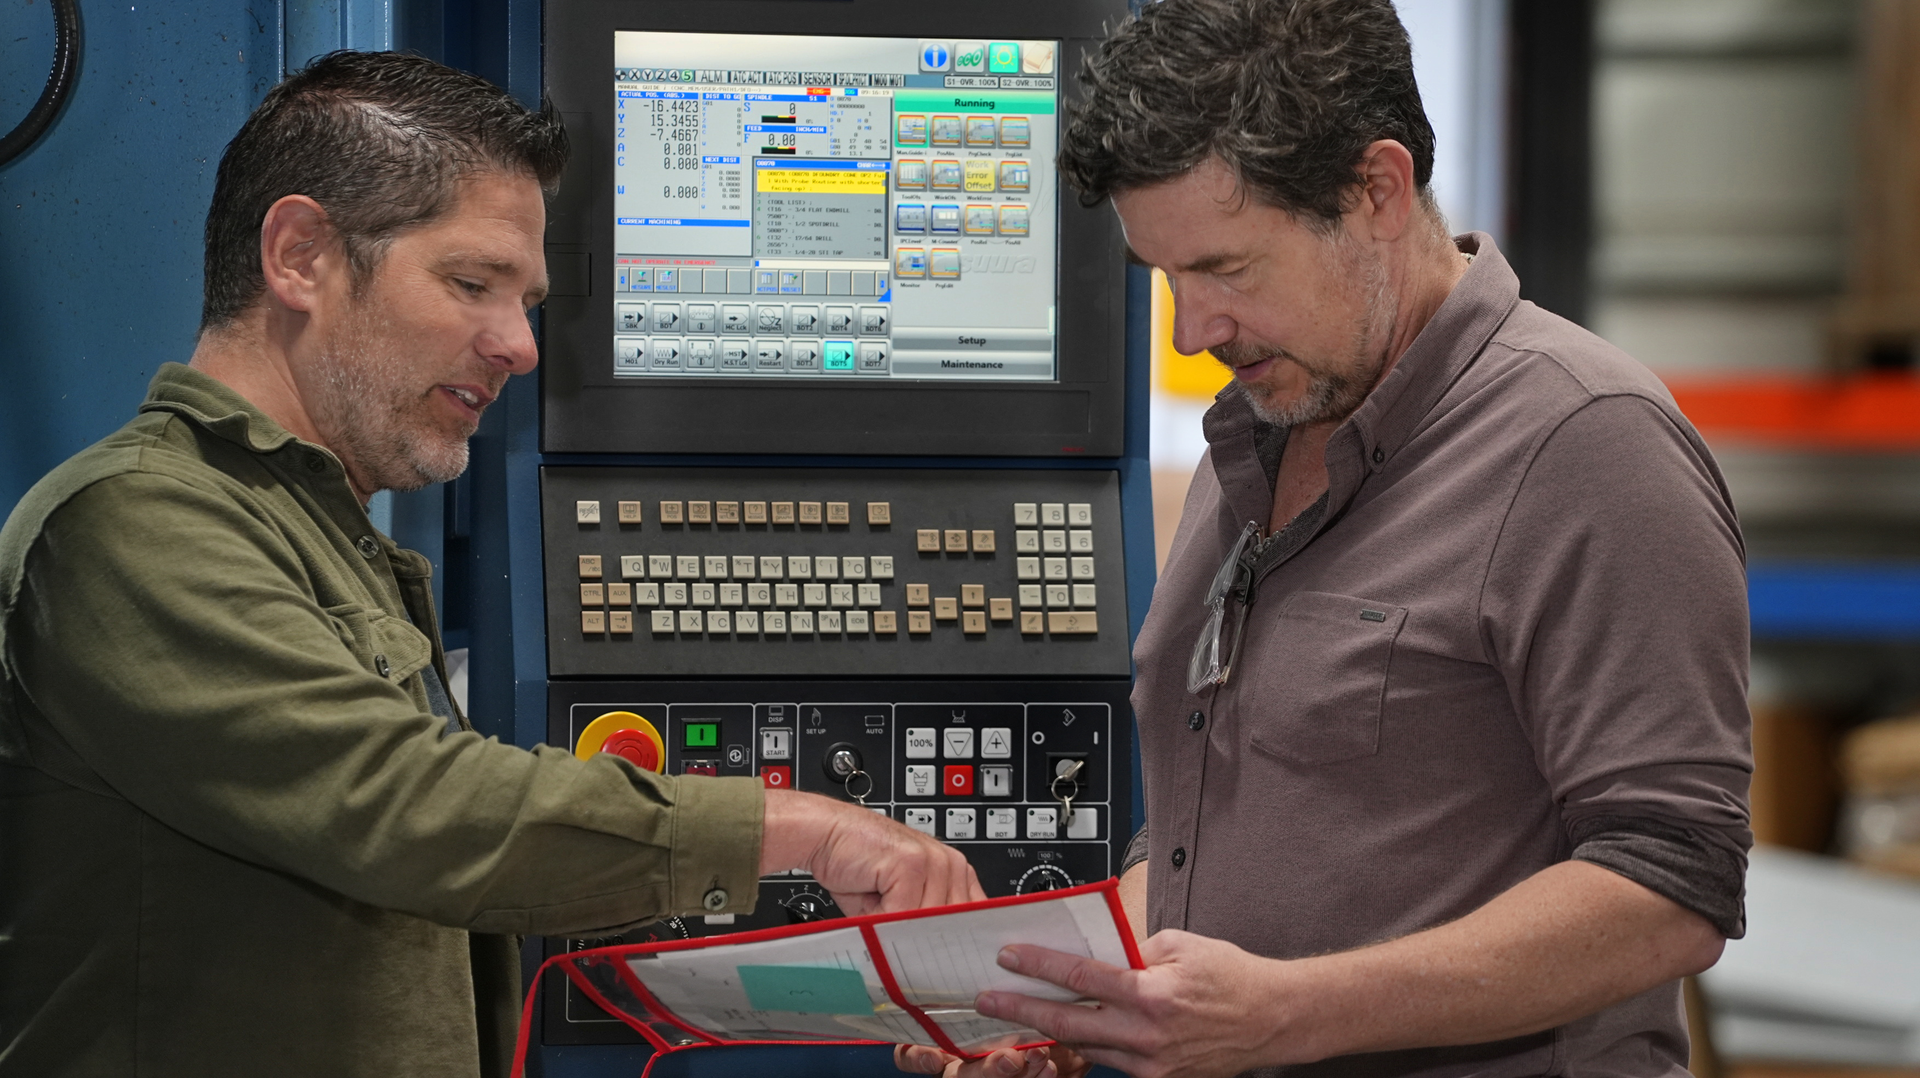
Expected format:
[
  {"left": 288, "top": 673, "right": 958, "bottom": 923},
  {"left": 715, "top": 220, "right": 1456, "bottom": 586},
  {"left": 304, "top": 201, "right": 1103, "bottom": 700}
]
[{"left": 1014, "top": 864, "right": 1076, "bottom": 895}]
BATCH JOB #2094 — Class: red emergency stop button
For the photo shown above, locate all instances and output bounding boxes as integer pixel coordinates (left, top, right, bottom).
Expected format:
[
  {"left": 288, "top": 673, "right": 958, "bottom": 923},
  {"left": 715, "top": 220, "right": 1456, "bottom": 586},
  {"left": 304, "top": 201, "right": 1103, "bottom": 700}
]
[
  {"left": 601, "top": 728, "right": 662, "bottom": 771},
  {"left": 761, "top": 765, "right": 792, "bottom": 789},
  {"left": 943, "top": 765, "right": 973, "bottom": 796}
]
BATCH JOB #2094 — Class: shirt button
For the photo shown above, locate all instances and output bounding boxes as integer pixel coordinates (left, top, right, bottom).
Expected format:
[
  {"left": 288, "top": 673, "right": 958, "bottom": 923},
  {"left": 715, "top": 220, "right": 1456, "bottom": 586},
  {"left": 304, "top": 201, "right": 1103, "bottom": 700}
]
[
  {"left": 306, "top": 454, "right": 327, "bottom": 473},
  {"left": 1372, "top": 447, "right": 1385, "bottom": 464},
  {"left": 1187, "top": 711, "right": 1205, "bottom": 731},
  {"left": 374, "top": 653, "right": 391, "bottom": 678},
  {"left": 1171, "top": 847, "right": 1186, "bottom": 869},
  {"left": 702, "top": 888, "right": 730, "bottom": 911},
  {"left": 356, "top": 535, "right": 380, "bottom": 559}
]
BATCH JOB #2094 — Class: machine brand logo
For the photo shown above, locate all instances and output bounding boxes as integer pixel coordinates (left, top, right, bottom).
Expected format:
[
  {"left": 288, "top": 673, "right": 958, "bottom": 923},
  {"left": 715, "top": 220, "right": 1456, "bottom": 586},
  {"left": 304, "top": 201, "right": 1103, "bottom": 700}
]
[{"left": 963, "top": 254, "right": 1038, "bottom": 275}]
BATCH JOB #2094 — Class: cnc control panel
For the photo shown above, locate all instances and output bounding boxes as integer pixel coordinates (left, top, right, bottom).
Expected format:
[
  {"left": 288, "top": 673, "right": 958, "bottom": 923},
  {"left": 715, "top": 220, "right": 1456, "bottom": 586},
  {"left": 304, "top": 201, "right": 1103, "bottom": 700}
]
[{"left": 542, "top": 680, "right": 1128, "bottom": 1046}]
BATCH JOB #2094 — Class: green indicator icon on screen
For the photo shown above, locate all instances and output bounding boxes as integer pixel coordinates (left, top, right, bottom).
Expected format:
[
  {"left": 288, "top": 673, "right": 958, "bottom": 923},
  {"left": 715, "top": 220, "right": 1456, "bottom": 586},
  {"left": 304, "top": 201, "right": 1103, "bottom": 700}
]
[
  {"left": 988, "top": 42, "right": 1020, "bottom": 74},
  {"left": 684, "top": 722, "right": 719, "bottom": 748},
  {"left": 824, "top": 342, "right": 856, "bottom": 370}
]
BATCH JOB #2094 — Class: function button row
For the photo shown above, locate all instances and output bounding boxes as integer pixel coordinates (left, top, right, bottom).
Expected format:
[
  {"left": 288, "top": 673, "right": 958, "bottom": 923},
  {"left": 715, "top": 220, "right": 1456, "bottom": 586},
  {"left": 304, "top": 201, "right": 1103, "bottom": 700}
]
[
  {"left": 904, "top": 726, "right": 1016, "bottom": 760},
  {"left": 1012, "top": 502, "right": 1093, "bottom": 527},
  {"left": 1017, "top": 556, "right": 1096, "bottom": 581},
  {"left": 618, "top": 609, "right": 899, "bottom": 636},
  {"left": 1017, "top": 583, "right": 1099, "bottom": 609},
  {"left": 915, "top": 529, "right": 996, "bottom": 554},
  {"left": 587, "top": 580, "right": 891, "bottom": 609},
  {"left": 600, "top": 554, "right": 896, "bottom": 581},
  {"left": 647, "top": 500, "right": 877, "bottom": 526}
]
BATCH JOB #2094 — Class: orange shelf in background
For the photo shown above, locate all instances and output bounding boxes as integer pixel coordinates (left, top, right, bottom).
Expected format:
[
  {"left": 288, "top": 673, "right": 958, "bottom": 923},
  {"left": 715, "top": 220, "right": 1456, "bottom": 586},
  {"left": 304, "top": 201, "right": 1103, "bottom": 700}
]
[{"left": 1662, "top": 372, "right": 1920, "bottom": 451}]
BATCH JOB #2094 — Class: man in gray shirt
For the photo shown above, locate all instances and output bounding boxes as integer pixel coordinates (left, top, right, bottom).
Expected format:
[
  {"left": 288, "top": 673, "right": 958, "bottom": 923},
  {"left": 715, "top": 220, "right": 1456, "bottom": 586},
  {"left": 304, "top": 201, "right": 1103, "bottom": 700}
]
[{"left": 899, "top": 2, "right": 1750, "bottom": 1078}]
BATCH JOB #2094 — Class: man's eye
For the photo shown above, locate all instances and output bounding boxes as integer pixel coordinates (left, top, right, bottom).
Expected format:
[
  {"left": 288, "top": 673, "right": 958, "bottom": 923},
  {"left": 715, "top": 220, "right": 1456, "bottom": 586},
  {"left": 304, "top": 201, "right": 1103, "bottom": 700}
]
[{"left": 456, "top": 278, "right": 485, "bottom": 295}]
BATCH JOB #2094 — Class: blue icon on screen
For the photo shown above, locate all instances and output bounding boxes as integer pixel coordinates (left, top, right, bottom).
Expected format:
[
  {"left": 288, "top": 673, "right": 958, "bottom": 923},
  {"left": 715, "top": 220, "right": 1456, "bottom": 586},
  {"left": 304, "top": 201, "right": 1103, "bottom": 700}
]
[{"left": 920, "top": 42, "right": 951, "bottom": 72}]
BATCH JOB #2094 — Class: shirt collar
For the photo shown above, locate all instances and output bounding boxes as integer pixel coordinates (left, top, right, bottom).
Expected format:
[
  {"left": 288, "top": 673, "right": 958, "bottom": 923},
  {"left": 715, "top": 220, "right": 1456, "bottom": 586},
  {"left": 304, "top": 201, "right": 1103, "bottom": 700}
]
[
  {"left": 1200, "top": 231, "right": 1521, "bottom": 523},
  {"left": 138, "top": 362, "right": 305, "bottom": 455}
]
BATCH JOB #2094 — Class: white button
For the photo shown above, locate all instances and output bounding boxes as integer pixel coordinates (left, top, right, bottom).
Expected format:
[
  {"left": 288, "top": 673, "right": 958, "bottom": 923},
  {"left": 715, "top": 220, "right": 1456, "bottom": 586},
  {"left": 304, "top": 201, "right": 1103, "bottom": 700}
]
[
  {"left": 691, "top": 583, "right": 716, "bottom": 606},
  {"left": 830, "top": 583, "right": 855, "bottom": 607},
  {"left": 765, "top": 611, "right": 788, "bottom": 633},
  {"left": 1046, "top": 584, "right": 1071, "bottom": 607},
  {"left": 732, "top": 554, "right": 756, "bottom": 578},
  {"left": 986, "top": 807, "right": 1018, "bottom": 839},
  {"left": 1015, "top": 530, "right": 1039, "bottom": 553},
  {"left": 904, "top": 808, "right": 937, "bottom": 835},
  {"left": 1071, "top": 556, "right": 1095, "bottom": 580},
  {"left": 775, "top": 583, "right": 799, "bottom": 606},
  {"left": 904, "top": 765, "right": 937, "bottom": 796},
  {"left": 790, "top": 611, "right": 815, "bottom": 634},
  {"left": 843, "top": 556, "right": 867, "bottom": 579},
  {"left": 946, "top": 808, "right": 977, "bottom": 840},
  {"left": 788, "top": 556, "right": 813, "bottom": 579},
  {"left": 635, "top": 583, "right": 661, "bottom": 606},
  {"left": 1067, "top": 503, "right": 1093, "bottom": 526},
  {"left": 663, "top": 583, "right": 688, "bottom": 606},
  {"left": 803, "top": 583, "right": 828, "bottom": 606},
  {"left": 1042, "top": 530, "right": 1067, "bottom": 553},
  {"left": 870, "top": 556, "right": 895, "bottom": 580},
  {"left": 677, "top": 555, "right": 701, "bottom": 579},
  {"left": 759, "top": 555, "right": 784, "bottom": 579},
  {"left": 1018, "top": 585, "right": 1043, "bottom": 608},
  {"left": 650, "top": 609, "right": 675, "bottom": 632},
  {"left": 746, "top": 582, "right": 771, "bottom": 605},
  {"left": 905, "top": 728, "right": 937, "bottom": 758},
  {"left": 1016, "top": 557, "right": 1041, "bottom": 580},
  {"left": 706, "top": 610, "right": 731, "bottom": 633},
  {"left": 648, "top": 554, "right": 673, "bottom": 578},
  {"left": 980, "top": 764, "right": 1012, "bottom": 797},
  {"left": 818, "top": 610, "right": 842, "bottom": 633},
  {"left": 857, "top": 582, "right": 882, "bottom": 606},
  {"left": 846, "top": 610, "right": 870, "bottom": 633},
  {"left": 720, "top": 583, "right": 744, "bottom": 605},
  {"left": 1069, "top": 530, "right": 1094, "bottom": 553},
  {"left": 814, "top": 556, "right": 838, "bottom": 579},
  {"left": 576, "top": 500, "right": 601, "bottom": 524},
  {"left": 737, "top": 610, "right": 761, "bottom": 633},
  {"left": 980, "top": 728, "right": 1013, "bottom": 758},
  {"left": 704, "top": 555, "right": 729, "bottom": 578},
  {"left": 1040, "top": 503, "right": 1066, "bottom": 526},
  {"left": 943, "top": 728, "right": 974, "bottom": 758},
  {"left": 678, "top": 609, "right": 703, "bottom": 633},
  {"left": 1044, "top": 557, "right": 1068, "bottom": 580},
  {"left": 1026, "top": 807, "right": 1058, "bottom": 839},
  {"left": 1066, "top": 806, "right": 1099, "bottom": 839},
  {"left": 1013, "top": 503, "right": 1038, "bottom": 526},
  {"left": 1073, "top": 584, "right": 1097, "bottom": 607},
  {"left": 621, "top": 555, "right": 647, "bottom": 579}
]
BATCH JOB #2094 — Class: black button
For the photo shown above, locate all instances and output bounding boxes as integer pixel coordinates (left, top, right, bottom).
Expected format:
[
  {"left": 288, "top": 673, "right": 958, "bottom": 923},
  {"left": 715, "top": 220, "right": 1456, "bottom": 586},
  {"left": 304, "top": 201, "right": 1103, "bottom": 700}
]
[
  {"left": 1187, "top": 710, "right": 1205, "bottom": 730},
  {"left": 356, "top": 535, "right": 380, "bottom": 559},
  {"left": 1171, "top": 847, "right": 1186, "bottom": 869},
  {"left": 1372, "top": 447, "right": 1385, "bottom": 464},
  {"left": 306, "top": 454, "right": 326, "bottom": 473}
]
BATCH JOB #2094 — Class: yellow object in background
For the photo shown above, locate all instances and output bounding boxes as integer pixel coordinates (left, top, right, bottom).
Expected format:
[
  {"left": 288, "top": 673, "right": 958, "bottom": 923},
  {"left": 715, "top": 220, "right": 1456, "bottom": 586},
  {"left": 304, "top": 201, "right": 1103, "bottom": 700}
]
[{"left": 1151, "top": 269, "right": 1232, "bottom": 400}]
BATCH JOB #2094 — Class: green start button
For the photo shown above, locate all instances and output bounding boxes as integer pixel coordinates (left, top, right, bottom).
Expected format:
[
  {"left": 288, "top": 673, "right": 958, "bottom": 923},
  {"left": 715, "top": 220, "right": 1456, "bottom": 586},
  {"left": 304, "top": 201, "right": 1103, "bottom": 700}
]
[{"left": 683, "top": 722, "right": 719, "bottom": 749}]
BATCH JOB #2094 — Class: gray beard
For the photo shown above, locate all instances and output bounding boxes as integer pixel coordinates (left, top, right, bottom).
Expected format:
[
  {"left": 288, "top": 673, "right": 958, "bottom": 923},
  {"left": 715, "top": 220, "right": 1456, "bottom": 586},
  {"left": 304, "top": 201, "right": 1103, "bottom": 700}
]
[
  {"left": 1222, "top": 243, "right": 1398, "bottom": 429},
  {"left": 308, "top": 309, "right": 471, "bottom": 495}
]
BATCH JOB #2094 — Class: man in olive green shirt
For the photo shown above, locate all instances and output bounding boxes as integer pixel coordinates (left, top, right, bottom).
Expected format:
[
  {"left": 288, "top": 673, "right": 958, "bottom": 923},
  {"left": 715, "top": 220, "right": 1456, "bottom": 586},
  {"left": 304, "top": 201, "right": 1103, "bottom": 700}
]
[{"left": 0, "top": 53, "right": 978, "bottom": 1078}]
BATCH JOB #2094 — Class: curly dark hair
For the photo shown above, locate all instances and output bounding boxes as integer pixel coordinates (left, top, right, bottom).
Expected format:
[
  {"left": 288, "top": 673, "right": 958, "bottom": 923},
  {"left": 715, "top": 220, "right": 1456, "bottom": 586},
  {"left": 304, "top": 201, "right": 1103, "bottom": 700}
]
[
  {"left": 201, "top": 51, "right": 569, "bottom": 330},
  {"left": 1057, "top": 0, "right": 1434, "bottom": 225}
]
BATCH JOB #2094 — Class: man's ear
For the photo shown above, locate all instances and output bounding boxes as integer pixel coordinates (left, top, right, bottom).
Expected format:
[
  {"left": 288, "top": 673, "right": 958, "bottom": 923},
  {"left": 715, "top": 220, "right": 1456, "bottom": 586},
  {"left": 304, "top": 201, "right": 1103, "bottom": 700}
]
[
  {"left": 258, "top": 195, "right": 338, "bottom": 314},
  {"left": 1352, "top": 139, "right": 1419, "bottom": 242}
]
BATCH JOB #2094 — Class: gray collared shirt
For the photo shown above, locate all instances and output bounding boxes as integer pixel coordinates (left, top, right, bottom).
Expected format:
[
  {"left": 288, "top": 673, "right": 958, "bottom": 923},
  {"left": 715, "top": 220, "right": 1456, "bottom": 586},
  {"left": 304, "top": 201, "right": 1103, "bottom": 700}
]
[{"left": 1130, "top": 233, "right": 1752, "bottom": 1078}]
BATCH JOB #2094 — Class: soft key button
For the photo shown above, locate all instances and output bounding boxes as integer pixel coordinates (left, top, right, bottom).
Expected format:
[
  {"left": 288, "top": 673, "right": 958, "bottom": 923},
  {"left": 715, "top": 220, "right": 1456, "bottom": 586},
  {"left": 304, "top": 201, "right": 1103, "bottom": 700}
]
[
  {"left": 607, "top": 583, "right": 632, "bottom": 606},
  {"left": 1073, "top": 584, "right": 1097, "bottom": 607},
  {"left": 1070, "top": 530, "right": 1094, "bottom": 553},
  {"left": 691, "top": 584, "right": 716, "bottom": 607},
  {"left": 575, "top": 500, "right": 601, "bottom": 525},
  {"left": 635, "top": 583, "right": 661, "bottom": 606},
  {"left": 944, "top": 529, "right": 968, "bottom": 553},
  {"left": 737, "top": 610, "right": 761, "bottom": 634},
  {"left": 791, "top": 611, "right": 815, "bottom": 634},
  {"left": 1072, "top": 557, "right": 1096, "bottom": 580},
  {"left": 1026, "top": 807, "right": 1059, "bottom": 839},
  {"left": 687, "top": 501, "right": 713, "bottom": 524},
  {"left": 759, "top": 555, "right": 784, "bottom": 579},
  {"left": 799, "top": 502, "right": 823, "bottom": 525},
  {"left": 663, "top": 583, "right": 688, "bottom": 606},
  {"left": 962, "top": 611, "right": 987, "bottom": 634},
  {"left": 720, "top": 583, "right": 745, "bottom": 606},
  {"left": 989, "top": 598, "right": 1014, "bottom": 621},
  {"left": 1043, "top": 531, "right": 1067, "bottom": 553},
  {"left": 707, "top": 611, "right": 731, "bottom": 634},
  {"left": 933, "top": 597, "right": 958, "bottom": 621},
  {"left": 1013, "top": 503, "right": 1039, "bottom": 526},
  {"left": 746, "top": 583, "right": 771, "bottom": 606},
  {"left": 1068, "top": 503, "right": 1094, "bottom": 526},
  {"left": 1017, "top": 558, "right": 1041, "bottom": 581},
  {"left": 818, "top": 610, "right": 843, "bottom": 634},
  {"left": 1040, "top": 503, "right": 1067, "bottom": 526},
  {"left": 986, "top": 807, "right": 1018, "bottom": 839},
  {"left": 618, "top": 501, "right": 643, "bottom": 524},
  {"left": 676, "top": 555, "right": 701, "bottom": 579},
  {"left": 787, "top": 556, "right": 813, "bottom": 579},
  {"left": 1067, "top": 807, "right": 1099, "bottom": 840},
  {"left": 916, "top": 530, "right": 941, "bottom": 552},
  {"left": 704, "top": 555, "right": 729, "bottom": 578},
  {"left": 678, "top": 610, "right": 703, "bottom": 633},
  {"left": 814, "top": 556, "right": 838, "bottom": 579},
  {"left": 867, "top": 502, "right": 891, "bottom": 525},
  {"left": 659, "top": 501, "right": 685, "bottom": 524},
  {"left": 1019, "top": 585, "right": 1043, "bottom": 608},
  {"left": 771, "top": 501, "right": 796, "bottom": 524},
  {"left": 648, "top": 554, "right": 673, "bottom": 578},
  {"left": 971, "top": 530, "right": 996, "bottom": 553},
  {"left": 943, "top": 728, "right": 975, "bottom": 758},
  {"left": 946, "top": 808, "right": 977, "bottom": 840},
  {"left": 775, "top": 584, "right": 799, "bottom": 607},
  {"left": 830, "top": 584, "right": 855, "bottom": 607},
  {"left": 577, "top": 555, "right": 603, "bottom": 580},
  {"left": 803, "top": 583, "right": 828, "bottom": 606},
  {"left": 857, "top": 583, "right": 883, "bottom": 606},
  {"left": 827, "top": 502, "right": 851, "bottom": 525},
  {"left": 904, "top": 765, "right": 937, "bottom": 796},
  {"left": 908, "top": 610, "right": 933, "bottom": 634},
  {"left": 904, "top": 808, "right": 937, "bottom": 835},
  {"left": 1015, "top": 531, "right": 1040, "bottom": 553},
  {"left": 906, "top": 584, "right": 931, "bottom": 607},
  {"left": 580, "top": 583, "right": 605, "bottom": 606},
  {"left": 716, "top": 501, "right": 740, "bottom": 524},
  {"left": 731, "top": 554, "right": 756, "bottom": 578},
  {"left": 980, "top": 727, "right": 1014, "bottom": 759},
  {"left": 760, "top": 728, "right": 792, "bottom": 760},
  {"left": 744, "top": 501, "right": 768, "bottom": 524},
  {"left": 870, "top": 556, "right": 895, "bottom": 579},
  {"left": 1044, "top": 558, "right": 1069, "bottom": 581},
  {"left": 650, "top": 609, "right": 675, "bottom": 633},
  {"left": 620, "top": 555, "right": 647, "bottom": 579},
  {"left": 843, "top": 556, "right": 867, "bottom": 579},
  {"left": 961, "top": 584, "right": 985, "bottom": 607},
  {"left": 980, "top": 765, "right": 1013, "bottom": 797},
  {"left": 847, "top": 610, "right": 870, "bottom": 633}
]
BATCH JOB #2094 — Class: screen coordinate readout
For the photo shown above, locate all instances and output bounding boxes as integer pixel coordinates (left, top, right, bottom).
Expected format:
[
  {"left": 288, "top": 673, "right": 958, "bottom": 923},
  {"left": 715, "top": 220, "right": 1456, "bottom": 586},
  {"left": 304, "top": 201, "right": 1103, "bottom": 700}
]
[{"left": 610, "top": 32, "right": 1060, "bottom": 382}]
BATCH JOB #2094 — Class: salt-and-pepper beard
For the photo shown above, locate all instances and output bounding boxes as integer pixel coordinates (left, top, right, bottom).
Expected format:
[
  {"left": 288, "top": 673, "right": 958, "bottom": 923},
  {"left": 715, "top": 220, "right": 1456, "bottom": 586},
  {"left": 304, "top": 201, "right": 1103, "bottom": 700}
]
[
  {"left": 307, "top": 299, "right": 476, "bottom": 495},
  {"left": 1215, "top": 233, "right": 1399, "bottom": 429}
]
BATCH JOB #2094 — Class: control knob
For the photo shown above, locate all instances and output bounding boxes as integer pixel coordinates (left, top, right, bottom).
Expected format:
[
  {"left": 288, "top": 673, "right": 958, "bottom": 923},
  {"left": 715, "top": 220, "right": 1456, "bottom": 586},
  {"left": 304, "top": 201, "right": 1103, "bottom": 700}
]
[{"left": 1014, "top": 865, "right": 1075, "bottom": 895}]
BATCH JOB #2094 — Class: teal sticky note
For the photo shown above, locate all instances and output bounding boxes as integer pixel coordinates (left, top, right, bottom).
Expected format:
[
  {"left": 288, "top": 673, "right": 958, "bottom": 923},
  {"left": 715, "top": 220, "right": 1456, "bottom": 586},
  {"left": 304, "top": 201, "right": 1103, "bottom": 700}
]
[{"left": 738, "top": 965, "right": 874, "bottom": 1015}]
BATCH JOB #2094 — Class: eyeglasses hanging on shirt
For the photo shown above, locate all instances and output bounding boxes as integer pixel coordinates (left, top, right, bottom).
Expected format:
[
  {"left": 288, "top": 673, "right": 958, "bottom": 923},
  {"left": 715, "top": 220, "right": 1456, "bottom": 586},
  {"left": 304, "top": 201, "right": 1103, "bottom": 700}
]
[{"left": 1187, "top": 520, "right": 1262, "bottom": 694}]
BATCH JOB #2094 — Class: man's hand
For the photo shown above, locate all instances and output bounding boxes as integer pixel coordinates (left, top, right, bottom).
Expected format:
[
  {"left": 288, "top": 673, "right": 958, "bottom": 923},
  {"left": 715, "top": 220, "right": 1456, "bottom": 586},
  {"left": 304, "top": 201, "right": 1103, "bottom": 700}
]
[
  {"left": 760, "top": 788, "right": 983, "bottom": 913},
  {"left": 895, "top": 1044, "right": 1090, "bottom": 1078},
  {"left": 974, "top": 931, "right": 1294, "bottom": 1078}
]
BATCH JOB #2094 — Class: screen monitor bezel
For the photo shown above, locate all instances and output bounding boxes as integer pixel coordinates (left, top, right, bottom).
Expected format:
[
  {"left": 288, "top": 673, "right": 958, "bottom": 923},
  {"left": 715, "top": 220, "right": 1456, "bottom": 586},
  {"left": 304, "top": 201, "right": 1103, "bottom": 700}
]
[{"left": 542, "top": 0, "right": 1130, "bottom": 457}]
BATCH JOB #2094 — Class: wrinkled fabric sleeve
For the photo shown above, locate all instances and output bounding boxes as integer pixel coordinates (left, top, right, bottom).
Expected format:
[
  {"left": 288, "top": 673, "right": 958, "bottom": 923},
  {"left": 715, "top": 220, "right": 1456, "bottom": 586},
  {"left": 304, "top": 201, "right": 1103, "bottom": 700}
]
[
  {"left": 1481, "top": 392, "right": 1753, "bottom": 937},
  {"left": 7, "top": 472, "right": 763, "bottom": 936}
]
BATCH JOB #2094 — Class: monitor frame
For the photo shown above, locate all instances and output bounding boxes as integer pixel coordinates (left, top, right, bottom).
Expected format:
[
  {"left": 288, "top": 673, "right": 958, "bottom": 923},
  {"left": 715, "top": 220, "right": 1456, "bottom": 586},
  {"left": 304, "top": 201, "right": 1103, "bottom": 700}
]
[{"left": 541, "top": 0, "right": 1130, "bottom": 457}]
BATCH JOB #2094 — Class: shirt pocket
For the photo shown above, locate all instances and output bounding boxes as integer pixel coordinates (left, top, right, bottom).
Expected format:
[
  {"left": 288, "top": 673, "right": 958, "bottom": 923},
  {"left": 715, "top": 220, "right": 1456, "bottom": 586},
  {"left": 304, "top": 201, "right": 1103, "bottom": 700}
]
[
  {"left": 1242, "top": 591, "right": 1407, "bottom": 766},
  {"left": 324, "top": 603, "right": 434, "bottom": 685}
]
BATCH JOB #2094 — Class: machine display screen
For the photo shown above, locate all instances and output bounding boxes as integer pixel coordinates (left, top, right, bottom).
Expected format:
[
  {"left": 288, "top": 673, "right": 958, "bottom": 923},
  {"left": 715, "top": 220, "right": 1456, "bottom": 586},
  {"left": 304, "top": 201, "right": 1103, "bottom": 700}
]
[{"left": 609, "top": 32, "right": 1062, "bottom": 382}]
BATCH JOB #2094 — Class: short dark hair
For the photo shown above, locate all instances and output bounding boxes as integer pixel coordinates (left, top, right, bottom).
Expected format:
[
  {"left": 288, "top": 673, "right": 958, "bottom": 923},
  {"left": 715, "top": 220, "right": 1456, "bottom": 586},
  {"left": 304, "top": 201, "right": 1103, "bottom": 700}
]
[
  {"left": 1058, "top": 0, "right": 1434, "bottom": 225},
  {"left": 200, "top": 51, "right": 568, "bottom": 330}
]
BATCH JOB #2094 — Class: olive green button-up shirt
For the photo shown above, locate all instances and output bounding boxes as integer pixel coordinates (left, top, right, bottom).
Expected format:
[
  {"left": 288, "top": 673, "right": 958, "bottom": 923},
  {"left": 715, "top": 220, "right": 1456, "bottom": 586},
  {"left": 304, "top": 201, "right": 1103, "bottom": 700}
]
[{"left": 0, "top": 364, "right": 764, "bottom": 1077}]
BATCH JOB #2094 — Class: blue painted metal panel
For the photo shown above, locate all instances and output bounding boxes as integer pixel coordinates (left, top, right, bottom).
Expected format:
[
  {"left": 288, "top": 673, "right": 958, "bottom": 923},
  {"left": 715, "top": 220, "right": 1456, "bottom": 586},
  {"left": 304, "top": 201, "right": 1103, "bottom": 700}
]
[{"left": 1749, "top": 563, "right": 1920, "bottom": 639}]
